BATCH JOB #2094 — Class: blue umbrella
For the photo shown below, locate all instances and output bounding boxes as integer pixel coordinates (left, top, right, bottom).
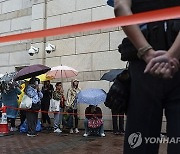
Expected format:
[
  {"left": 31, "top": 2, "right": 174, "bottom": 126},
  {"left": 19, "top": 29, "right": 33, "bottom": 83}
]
[
  {"left": 107, "top": 0, "right": 114, "bottom": 7},
  {"left": 77, "top": 88, "right": 107, "bottom": 106}
]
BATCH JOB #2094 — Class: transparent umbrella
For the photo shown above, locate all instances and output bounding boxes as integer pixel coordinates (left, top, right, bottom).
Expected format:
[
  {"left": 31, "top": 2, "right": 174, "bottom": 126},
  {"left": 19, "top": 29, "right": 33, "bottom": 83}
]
[{"left": 77, "top": 88, "right": 107, "bottom": 106}]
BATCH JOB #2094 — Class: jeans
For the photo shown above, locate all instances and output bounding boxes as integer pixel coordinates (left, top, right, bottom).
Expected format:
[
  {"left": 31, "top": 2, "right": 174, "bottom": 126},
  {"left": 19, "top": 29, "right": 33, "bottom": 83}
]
[
  {"left": 124, "top": 60, "right": 180, "bottom": 154},
  {"left": 54, "top": 108, "right": 63, "bottom": 130},
  {"left": 84, "top": 118, "right": 104, "bottom": 135},
  {"left": 67, "top": 108, "right": 78, "bottom": 128}
]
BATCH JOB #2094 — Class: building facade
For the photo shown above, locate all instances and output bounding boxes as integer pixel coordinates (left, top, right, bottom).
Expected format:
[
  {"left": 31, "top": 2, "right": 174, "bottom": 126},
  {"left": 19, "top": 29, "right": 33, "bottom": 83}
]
[{"left": 0, "top": 0, "right": 127, "bottom": 129}]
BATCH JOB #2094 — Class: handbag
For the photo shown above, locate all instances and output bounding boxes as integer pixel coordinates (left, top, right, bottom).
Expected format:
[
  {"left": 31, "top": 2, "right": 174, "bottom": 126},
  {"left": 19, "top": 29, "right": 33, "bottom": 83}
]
[
  {"left": 118, "top": 38, "right": 139, "bottom": 61},
  {"left": 88, "top": 118, "right": 103, "bottom": 128},
  {"left": 105, "top": 65, "right": 130, "bottom": 114},
  {"left": 118, "top": 28, "right": 148, "bottom": 61},
  {"left": 19, "top": 94, "right": 32, "bottom": 109},
  {"left": 20, "top": 119, "right": 42, "bottom": 133},
  {"left": 49, "top": 99, "right": 60, "bottom": 111}
]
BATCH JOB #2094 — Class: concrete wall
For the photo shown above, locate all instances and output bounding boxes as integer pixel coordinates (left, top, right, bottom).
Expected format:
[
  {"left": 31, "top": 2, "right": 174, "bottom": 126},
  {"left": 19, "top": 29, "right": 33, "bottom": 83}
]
[{"left": 0, "top": 0, "right": 127, "bottom": 130}]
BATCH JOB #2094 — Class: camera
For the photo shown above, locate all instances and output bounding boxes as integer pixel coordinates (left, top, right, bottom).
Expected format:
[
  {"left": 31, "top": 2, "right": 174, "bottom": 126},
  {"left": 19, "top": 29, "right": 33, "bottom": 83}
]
[
  {"left": 45, "top": 43, "right": 56, "bottom": 54},
  {"left": 28, "top": 46, "right": 39, "bottom": 56}
]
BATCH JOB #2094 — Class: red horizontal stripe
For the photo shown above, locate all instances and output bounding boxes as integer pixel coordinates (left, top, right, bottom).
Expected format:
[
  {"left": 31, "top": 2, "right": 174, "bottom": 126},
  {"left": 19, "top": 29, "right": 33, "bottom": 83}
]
[{"left": 0, "top": 7, "right": 179, "bottom": 43}]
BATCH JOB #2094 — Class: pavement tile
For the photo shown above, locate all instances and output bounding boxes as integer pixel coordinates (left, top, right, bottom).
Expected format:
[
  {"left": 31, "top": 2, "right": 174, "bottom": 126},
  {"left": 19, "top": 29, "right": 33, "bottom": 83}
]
[{"left": 0, "top": 131, "right": 166, "bottom": 154}]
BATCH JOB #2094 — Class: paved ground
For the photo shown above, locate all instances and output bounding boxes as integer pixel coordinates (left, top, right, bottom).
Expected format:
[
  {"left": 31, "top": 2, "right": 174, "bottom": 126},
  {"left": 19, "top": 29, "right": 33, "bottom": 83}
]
[{"left": 0, "top": 129, "right": 167, "bottom": 154}]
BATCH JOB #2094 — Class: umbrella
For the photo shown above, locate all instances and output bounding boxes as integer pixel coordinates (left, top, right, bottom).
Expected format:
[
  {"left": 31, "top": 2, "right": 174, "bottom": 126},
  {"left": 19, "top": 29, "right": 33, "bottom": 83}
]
[
  {"left": 14, "top": 64, "right": 51, "bottom": 81},
  {"left": 0, "top": 72, "right": 16, "bottom": 82},
  {"left": 0, "top": 74, "right": 4, "bottom": 78},
  {"left": 77, "top": 88, "right": 107, "bottom": 106},
  {"left": 100, "top": 69, "right": 125, "bottom": 82},
  {"left": 46, "top": 65, "right": 78, "bottom": 79},
  {"left": 107, "top": 0, "right": 114, "bottom": 7}
]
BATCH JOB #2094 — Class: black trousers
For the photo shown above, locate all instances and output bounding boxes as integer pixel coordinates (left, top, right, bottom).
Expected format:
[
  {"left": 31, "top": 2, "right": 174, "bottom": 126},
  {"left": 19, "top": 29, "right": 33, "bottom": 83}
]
[
  {"left": 124, "top": 60, "right": 180, "bottom": 154},
  {"left": 19, "top": 110, "right": 26, "bottom": 126},
  {"left": 7, "top": 118, "right": 15, "bottom": 127},
  {"left": 41, "top": 101, "right": 51, "bottom": 125},
  {"left": 26, "top": 103, "right": 40, "bottom": 135},
  {"left": 73, "top": 109, "right": 78, "bottom": 128},
  {"left": 111, "top": 109, "right": 124, "bottom": 133}
]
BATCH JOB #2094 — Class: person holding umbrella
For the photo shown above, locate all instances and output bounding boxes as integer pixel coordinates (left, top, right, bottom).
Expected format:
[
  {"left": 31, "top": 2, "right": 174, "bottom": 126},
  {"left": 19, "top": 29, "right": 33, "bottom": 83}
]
[
  {"left": 0, "top": 80, "right": 21, "bottom": 131},
  {"left": 77, "top": 88, "right": 107, "bottom": 137},
  {"left": 25, "top": 77, "right": 43, "bottom": 137},
  {"left": 66, "top": 79, "right": 81, "bottom": 134}
]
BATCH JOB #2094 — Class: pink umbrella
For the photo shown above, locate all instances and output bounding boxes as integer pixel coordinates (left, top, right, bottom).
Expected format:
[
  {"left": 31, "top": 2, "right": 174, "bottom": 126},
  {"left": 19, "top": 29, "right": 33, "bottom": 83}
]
[{"left": 46, "top": 65, "right": 78, "bottom": 79}]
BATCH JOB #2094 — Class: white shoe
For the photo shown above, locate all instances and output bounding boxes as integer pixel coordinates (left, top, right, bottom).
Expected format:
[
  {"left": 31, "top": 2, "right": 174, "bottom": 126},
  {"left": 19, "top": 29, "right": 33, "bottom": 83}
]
[
  {"left": 10, "top": 127, "right": 18, "bottom": 132},
  {"left": 83, "top": 133, "right": 88, "bottom": 137},
  {"left": 101, "top": 133, "right": 106, "bottom": 137},
  {"left": 75, "top": 128, "right": 79, "bottom": 133},
  {"left": 27, "top": 134, "right": 36, "bottom": 137},
  {"left": 54, "top": 128, "right": 62, "bottom": 133},
  {"left": 70, "top": 128, "right": 74, "bottom": 134}
]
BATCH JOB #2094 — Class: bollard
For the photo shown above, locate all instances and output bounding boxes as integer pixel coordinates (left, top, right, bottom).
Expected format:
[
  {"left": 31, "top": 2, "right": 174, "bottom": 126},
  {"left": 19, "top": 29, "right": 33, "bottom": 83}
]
[{"left": 0, "top": 106, "right": 9, "bottom": 136}]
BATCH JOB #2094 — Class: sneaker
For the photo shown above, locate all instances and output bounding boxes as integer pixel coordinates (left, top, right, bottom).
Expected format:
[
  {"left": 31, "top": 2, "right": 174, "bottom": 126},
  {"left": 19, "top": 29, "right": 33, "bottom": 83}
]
[
  {"left": 83, "top": 133, "right": 88, "bottom": 137},
  {"left": 27, "top": 134, "right": 36, "bottom": 137},
  {"left": 75, "top": 128, "right": 79, "bottom": 133},
  {"left": 101, "top": 133, "right": 106, "bottom": 137},
  {"left": 10, "top": 127, "right": 18, "bottom": 132},
  {"left": 70, "top": 128, "right": 74, "bottom": 134},
  {"left": 54, "top": 128, "right": 62, "bottom": 133}
]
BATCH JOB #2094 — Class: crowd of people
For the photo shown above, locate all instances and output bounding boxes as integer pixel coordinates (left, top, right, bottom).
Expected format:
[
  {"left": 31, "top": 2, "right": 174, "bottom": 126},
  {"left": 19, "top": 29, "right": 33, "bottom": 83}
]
[{"left": 0, "top": 77, "right": 123, "bottom": 138}]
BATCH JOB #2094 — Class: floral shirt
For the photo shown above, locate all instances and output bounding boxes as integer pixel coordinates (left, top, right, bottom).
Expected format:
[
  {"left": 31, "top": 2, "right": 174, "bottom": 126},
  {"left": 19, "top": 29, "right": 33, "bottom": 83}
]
[{"left": 26, "top": 85, "right": 43, "bottom": 104}]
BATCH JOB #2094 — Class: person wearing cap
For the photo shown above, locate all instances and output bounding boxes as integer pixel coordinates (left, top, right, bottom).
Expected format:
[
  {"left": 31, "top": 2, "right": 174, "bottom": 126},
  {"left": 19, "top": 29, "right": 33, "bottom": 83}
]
[{"left": 66, "top": 79, "right": 81, "bottom": 134}]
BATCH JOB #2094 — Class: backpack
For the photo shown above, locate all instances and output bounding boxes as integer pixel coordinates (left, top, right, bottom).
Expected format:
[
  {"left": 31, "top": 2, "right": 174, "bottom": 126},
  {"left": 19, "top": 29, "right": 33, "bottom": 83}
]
[{"left": 104, "top": 69, "right": 130, "bottom": 114}]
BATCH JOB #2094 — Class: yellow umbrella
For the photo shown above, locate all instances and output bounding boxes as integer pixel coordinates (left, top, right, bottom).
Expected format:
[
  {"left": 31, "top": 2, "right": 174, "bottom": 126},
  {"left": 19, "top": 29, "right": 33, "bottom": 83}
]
[
  {"left": 25, "top": 74, "right": 54, "bottom": 82},
  {"left": 17, "top": 83, "right": 25, "bottom": 106}
]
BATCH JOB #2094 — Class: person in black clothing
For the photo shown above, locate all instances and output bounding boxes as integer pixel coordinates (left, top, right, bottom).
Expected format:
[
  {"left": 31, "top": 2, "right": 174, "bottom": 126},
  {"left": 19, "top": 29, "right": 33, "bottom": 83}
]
[
  {"left": 114, "top": 0, "right": 180, "bottom": 153},
  {"left": 41, "top": 80, "right": 54, "bottom": 128},
  {"left": 111, "top": 109, "right": 124, "bottom": 135}
]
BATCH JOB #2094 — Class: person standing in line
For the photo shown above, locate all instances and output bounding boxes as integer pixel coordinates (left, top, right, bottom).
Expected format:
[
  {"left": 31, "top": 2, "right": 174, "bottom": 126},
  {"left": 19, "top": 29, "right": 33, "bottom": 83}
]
[
  {"left": 1, "top": 81, "right": 21, "bottom": 132},
  {"left": 111, "top": 108, "right": 125, "bottom": 135},
  {"left": 52, "top": 82, "right": 65, "bottom": 133},
  {"left": 25, "top": 77, "right": 43, "bottom": 137},
  {"left": 17, "top": 82, "right": 27, "bottom": 128},
  {"left": 41, "top": 80, "right": 54, "bottom": 129},
  {"left": 66, "top": 79, "right": 81, "bottom": 134}
]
